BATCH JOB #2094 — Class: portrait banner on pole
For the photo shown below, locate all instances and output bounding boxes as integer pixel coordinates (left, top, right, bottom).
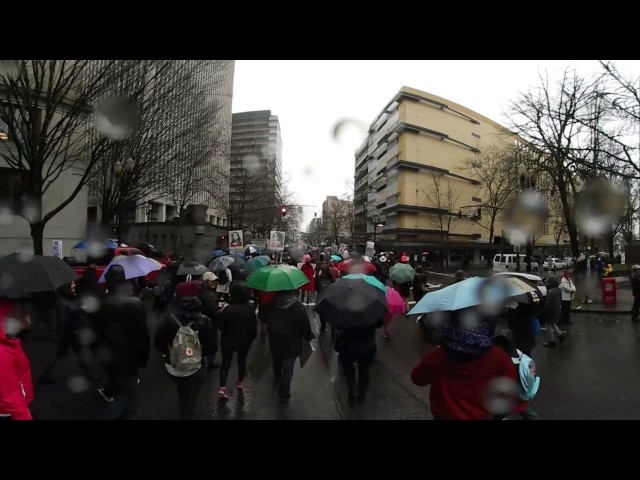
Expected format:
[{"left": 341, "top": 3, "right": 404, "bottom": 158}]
[
  {"left": 269, "top": 231, "right": 285, "bottom": 251},
  {"left": 229, "top": 230, "right": 244, "bottom": 251}
]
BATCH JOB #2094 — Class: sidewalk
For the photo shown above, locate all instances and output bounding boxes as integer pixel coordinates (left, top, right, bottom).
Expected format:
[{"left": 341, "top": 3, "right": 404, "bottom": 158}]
[{"left": 570, "top": 288, "right": 633, "bottom": 314}]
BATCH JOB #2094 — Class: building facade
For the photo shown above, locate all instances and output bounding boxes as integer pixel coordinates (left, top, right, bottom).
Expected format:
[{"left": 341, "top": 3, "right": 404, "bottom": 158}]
[
  {"left": 229, "top": 110, "right": 282, "bottom": 237},
  {"left": 322, "top": 195, "right": 353, "bottom": 245},
  {"left": 354, "top": 86, "right": 568, "bottom": 265}
]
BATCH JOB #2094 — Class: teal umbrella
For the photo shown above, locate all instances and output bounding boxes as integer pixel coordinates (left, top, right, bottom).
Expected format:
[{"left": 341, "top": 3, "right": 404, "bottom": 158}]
[
  {"left": 389, "top": 263, "right": 416, "bottom": 284},
  {"left": 331, "top": 255, "right": 342, "bottom": 262},
  {"left": 244, "top": 255, "right": 271, "bottom": 274},
  {"left": 342, "top": 273, "right": 386, "bottom": 293},
  {"left": 246, "top": 264, "right": 309, "bottom": 292}
]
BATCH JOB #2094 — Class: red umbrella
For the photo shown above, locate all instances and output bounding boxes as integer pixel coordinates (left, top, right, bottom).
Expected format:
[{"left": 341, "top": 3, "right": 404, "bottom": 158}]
[{"left": 337, "top": 259, "right": 377, "bottom": 274}]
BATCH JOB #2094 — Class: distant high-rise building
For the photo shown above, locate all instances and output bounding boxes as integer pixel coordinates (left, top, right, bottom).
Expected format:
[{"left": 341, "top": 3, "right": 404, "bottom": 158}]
[{"left": 229, "top": 110, "right": 282, "bottom": 237}]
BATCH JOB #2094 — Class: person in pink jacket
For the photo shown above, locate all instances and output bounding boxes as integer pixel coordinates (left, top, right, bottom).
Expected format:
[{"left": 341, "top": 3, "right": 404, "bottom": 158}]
[{"left": 0, "top": 298, "right": 34, "bottom": 420}]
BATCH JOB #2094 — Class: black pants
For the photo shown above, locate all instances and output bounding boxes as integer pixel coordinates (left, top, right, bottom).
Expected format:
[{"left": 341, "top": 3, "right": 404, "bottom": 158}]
[
  {"left": 169, "top": 367, "right": 206, "bottom": 420},
  {"left": 273, "top": 357, "right": 296, "bottom": 399},
  {"left": 319, "top": 314, "right": 328, "bottom": 333},
  {"left": 101, "top": 368, "right": 139, "bottom": 420},
  {"left": 560, "top": 300, "right": 572, "bottom": 324},
  {"left": 633, "top": 295, "right": 640, "bottom": 321},
  {"left": 219, "top": 349, "right": 249, "bottom": 387},
  {"left": 339, "top": 349, "right": 375, "bottom": 400}
]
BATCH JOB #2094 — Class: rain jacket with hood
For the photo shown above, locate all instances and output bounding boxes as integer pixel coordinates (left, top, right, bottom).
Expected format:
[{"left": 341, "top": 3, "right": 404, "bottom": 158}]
[
  {"left": 266, "top": 292, "right": 314, "bottom": 359},
  {"left": 0, "top": 300, "right": 34, "bottom": 420}
]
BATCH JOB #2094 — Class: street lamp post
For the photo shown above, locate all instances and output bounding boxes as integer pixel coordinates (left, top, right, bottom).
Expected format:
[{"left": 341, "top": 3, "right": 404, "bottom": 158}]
[{"left": 146, "top": 202, "right": 153, "bottom": 241}]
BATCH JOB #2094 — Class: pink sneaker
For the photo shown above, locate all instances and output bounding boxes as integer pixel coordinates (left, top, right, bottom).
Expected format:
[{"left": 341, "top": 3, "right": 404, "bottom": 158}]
[
  {"left": 236, "top": 380, "right": 245, "bottom": 390},
  {"left": 218, "top": 386, "right": 229, "bottom": 400}
]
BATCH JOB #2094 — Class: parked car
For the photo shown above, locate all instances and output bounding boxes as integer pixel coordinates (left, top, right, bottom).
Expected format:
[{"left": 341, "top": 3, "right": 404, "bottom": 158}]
[
  {"left": 543, "top": 257, "right": 566, "bottom": 271},
  {"left": 135, "top": 242, "right": 164, "bottom": 259}
]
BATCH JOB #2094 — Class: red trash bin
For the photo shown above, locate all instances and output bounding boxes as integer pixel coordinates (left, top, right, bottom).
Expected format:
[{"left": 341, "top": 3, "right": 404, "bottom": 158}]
[{"left": 602, "top": 277, "right": 617, "bottom": 304}]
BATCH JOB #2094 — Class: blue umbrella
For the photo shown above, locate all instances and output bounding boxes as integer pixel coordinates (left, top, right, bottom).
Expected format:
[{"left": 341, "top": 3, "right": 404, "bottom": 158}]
[
  {"left": 211, "top": 250, "right": 226, "bottom": 259},
  {"left": 408, "top": 276, "right": 535, "bottom": 315},
  {"left": 342, "top": 273, "right": 386, "bottom": 293},
  {"left": 73, "top": 240, "right": 118, "bottom": 249},
  {"left": 244, "top": 255, "right": 271, "bottom": 274}
]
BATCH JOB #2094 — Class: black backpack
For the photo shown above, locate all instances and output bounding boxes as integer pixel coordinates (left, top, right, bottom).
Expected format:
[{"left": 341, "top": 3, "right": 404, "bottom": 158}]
[{"left": 218, "top": 269, "right": 229, "bottom": 285}]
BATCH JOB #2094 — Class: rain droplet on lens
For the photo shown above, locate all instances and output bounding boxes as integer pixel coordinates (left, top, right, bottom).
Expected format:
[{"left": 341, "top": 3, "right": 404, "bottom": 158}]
[
  {"left": 19, "top": 196, "right": 41, "bottom": 224},
  {"left": 87, "top": 240, "right": 107, "bottom": 259},
  {"left": 79, "top": 295, "right": 100, "bottom": 314},
  {"left": 67, "top": 375, "right": 90, "bottom": 394},
  {"left": 484, "top": 376, "right": 519, "bottom": 415},
  {"left": 478, "top": 277, "right": 510, "bottom": 316},
  {"left": 302, "top": 165, "right": 315, "bottom": 177},
  {"left": 459, "top": 309, "right": 481, "bottom": 330},
  {"left": 78, "top": 326, "right": 97, "bottom": 346},
  {"left": 94, "top": 96, "right": 139, "bottom": 140},
  {"left": 0, "top": 60, "right": 20, "bottom": 78},
  {"left": 16, "top": 251, "right": 35, "bottom": 263},
  {"left": 429, "top": 310, "right": 448, "bottom": 329},
  {"left": 575, "top": 178, "right": 627, "bottom": 237},
  {"left": 504, "top": 190, "right": 545, "bottom": 239},
  {"left": 0, "top": 272, "right": 14, "bottom": 290},
  {"left": 242, "top": 154, "right": 261, "bottom": 175},
  {"left": 0, "top": 204, "right": 14, "bottom": 226},
  {"left": 332, "top": 118, "right": 368, "bottom": 148},
  {"left": 4, "top": 317, "right": 22, "bottom": 337}
]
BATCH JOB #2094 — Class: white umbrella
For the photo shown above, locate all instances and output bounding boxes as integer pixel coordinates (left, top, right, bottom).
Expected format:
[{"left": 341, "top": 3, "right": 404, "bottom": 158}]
[{"left": 98, "top": 255, "right": 163, "bottom": 283}]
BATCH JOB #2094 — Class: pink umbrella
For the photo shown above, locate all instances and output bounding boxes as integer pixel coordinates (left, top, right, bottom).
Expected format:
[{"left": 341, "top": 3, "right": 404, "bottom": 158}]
[{"left": 385, "top": 286, "right": 405, "bottom": 316}]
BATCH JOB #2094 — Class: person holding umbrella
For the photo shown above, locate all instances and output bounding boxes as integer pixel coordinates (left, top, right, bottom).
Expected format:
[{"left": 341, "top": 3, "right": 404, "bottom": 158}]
[
  {"left": 411, "top": 308, "right": 518, "bottom": 420},
  {"left": 315, "top": 275, "right": 388, "bottom": 404},
  {"left": 92, "top": 265, "right": 150, "bottom": 420},
  {"left": 0, "top": 298, "right": 34, "bottom": 420}
]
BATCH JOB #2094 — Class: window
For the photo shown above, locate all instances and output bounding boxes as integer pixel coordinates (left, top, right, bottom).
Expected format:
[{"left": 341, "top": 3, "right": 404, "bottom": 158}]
[{"left": 472, "top": 133, "right": 481, "bottom": 139}]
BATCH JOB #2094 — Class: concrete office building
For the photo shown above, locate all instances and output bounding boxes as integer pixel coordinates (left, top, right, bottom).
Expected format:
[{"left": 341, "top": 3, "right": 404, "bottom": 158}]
[
  {"left": 229, "top": 110, "right": 282, "bottom": 236},
  {"left": 353, "top": 86, "right": 567, "bottom": 265}
]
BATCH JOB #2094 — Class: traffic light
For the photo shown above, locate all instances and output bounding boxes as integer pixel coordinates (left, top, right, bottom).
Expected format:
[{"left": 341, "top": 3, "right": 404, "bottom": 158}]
[{"left": 281, "top": 207, "right": 288, "bottom": 217}]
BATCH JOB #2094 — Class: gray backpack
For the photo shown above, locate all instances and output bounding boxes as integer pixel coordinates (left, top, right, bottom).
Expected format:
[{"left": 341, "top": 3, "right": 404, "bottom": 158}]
[{"left": 169, "top": 315, "right": 202, "bottom": 373}]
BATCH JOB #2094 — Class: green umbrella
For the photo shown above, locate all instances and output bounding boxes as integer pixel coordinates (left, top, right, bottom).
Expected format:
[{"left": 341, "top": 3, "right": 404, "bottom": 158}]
[
  {"left": 342, "top": 273, "right": 386, "bottom": 293},
  {"left": 389, "top": 263, "right": 416, "bottom": 284},
  {"left": 244, "top": 255, "right": 271, "bottom": 274},
  {"left": 246, "top": 264, "right": 309, "bottom": 292}
]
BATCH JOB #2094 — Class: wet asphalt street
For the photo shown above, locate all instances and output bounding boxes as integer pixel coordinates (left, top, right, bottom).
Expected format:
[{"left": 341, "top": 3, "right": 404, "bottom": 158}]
[{"left": 22, "top": 298, "right": 640, "bottom": 420}]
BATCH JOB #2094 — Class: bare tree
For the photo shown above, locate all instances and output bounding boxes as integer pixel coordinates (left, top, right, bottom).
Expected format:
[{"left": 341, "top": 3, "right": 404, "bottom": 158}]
[
  {"left": 0, "top": 60, "right": 125, "bottom": 253},
  {"left": 340, "top": 193, "right": 356, "bottom": 248},
  {"left": 89, "top": 61, "right": 216, "bottom": 234},
  {"left": 465, "top": 143, "right": 518, "bottom": 264},
  {"left": 323, "top": 198, "right": 347, "bottom": 246},
  {"left": 423, "top": 173, "right": 461, "bottom": 266},
  {"left": 507, "top": 68, "right": 596, "bottom": 257}
]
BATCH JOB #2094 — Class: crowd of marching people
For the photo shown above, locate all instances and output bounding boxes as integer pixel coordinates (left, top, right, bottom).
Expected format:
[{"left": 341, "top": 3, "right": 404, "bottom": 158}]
[{"left": 0, "top": 242, "right": 592, "bottom": 421}]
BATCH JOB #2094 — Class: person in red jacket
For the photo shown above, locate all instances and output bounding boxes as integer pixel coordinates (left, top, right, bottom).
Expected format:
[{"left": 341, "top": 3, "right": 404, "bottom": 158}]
[
  {"left": 411, "top": 308, "right": 518, "bottom": 420},
  {"left": 0, "top": 298, "right": 35, "bottom": 420},
  {"left": 299, "top": 255, "right": 316, "bottom": 304}
]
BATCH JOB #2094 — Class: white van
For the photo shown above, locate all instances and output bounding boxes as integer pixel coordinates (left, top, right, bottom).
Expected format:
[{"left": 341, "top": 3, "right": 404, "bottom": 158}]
[{"left": 492, "top": 254, "right": 539, "bottom": 272}]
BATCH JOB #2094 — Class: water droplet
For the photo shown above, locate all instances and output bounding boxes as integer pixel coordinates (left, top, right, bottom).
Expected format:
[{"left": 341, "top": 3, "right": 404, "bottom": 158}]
[
  {"left": 332, "top": 118, "right": 368, "bottom": 148},
  {"left": 16, "top": 251, "right": 34, "bottom": 263},
  {"left": 94, "top": 96, "right": 139, "bottom": 140},
  {"left": 429, "top": 310, "right": 448, "bottom": 329},
  {"left": 459, "top": 309, "right": 481, "bottom": 330},
  {"left": 3, "top": 317, "right": 21, "bottom": 337},
  {"left": 77, "top": 326, "right": 97, "bottom": 346},
  {"left": 575, "top": 178, "right": 627, "bottom": 237},
  {"left": 242, "top": 154, "right": 262, "bottom": 175},
  {"left": 18, "top": 197, "right": 41, "bottom": 224},
  {"left": 86, "top": 240, "right": 108, "bottom": 259},
  {"left": 67, "top": 375, "right": 90, "bottom": 394},
  {"left": 0, "top": 204, "right": 13, "bottom": 226},
  {"left": 504, "top": 190, "right": 545, "bottom": 241},
  {"left": 484, "top": 376, "right": 519, "bottom": 415},
  {"left": 79, "top": 295, "right": 101, "bottom": 314},
  {"left": 0, "top": 60, "right": 19, "bottom": 78},
  {"left": 302, "top": 165, "right": 315, "bottom": 177},
  {"left": 478, "top": 277, "right": 510, "bottom": 315},
  {"left": 0, "top": 271, "right": 14, "bottom": 290}
]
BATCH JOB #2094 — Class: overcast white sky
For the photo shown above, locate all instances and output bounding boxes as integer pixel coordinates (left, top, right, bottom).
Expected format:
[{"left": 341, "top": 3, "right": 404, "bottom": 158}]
[{"left": 231, "top": 60, "right": 640, "bottom": 231}]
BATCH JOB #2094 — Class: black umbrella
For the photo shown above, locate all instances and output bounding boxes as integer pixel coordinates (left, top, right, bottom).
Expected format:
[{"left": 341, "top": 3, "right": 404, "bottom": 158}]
[
  {"left": 177, "top": 261, "right": 209, "bottom": 276},
  {"left": 0, "top": 253, "right": 78, "bottom": 298},
  {"left": 314, "top": 278, "right": 388, "bottom": 329}
]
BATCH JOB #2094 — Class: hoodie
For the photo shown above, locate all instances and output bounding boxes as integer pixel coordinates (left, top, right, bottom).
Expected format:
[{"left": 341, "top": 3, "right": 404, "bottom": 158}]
[
  {"left": 411, "top": 345, "right": 517, "bottom": 420},
  {"left": 541, "top": 277, "right": 561, "bottom": 325},
  {"left": 266, "top": 293, "right": 314, "bottom": 358},
  {"left": 0, "top": 300, "right": 34, "bottom": 420}
]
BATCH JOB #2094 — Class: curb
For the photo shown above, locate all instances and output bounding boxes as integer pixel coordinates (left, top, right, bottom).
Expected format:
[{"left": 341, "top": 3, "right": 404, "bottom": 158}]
[{"left": 571, "top": 308, "right": 631, "bottom": 314}]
